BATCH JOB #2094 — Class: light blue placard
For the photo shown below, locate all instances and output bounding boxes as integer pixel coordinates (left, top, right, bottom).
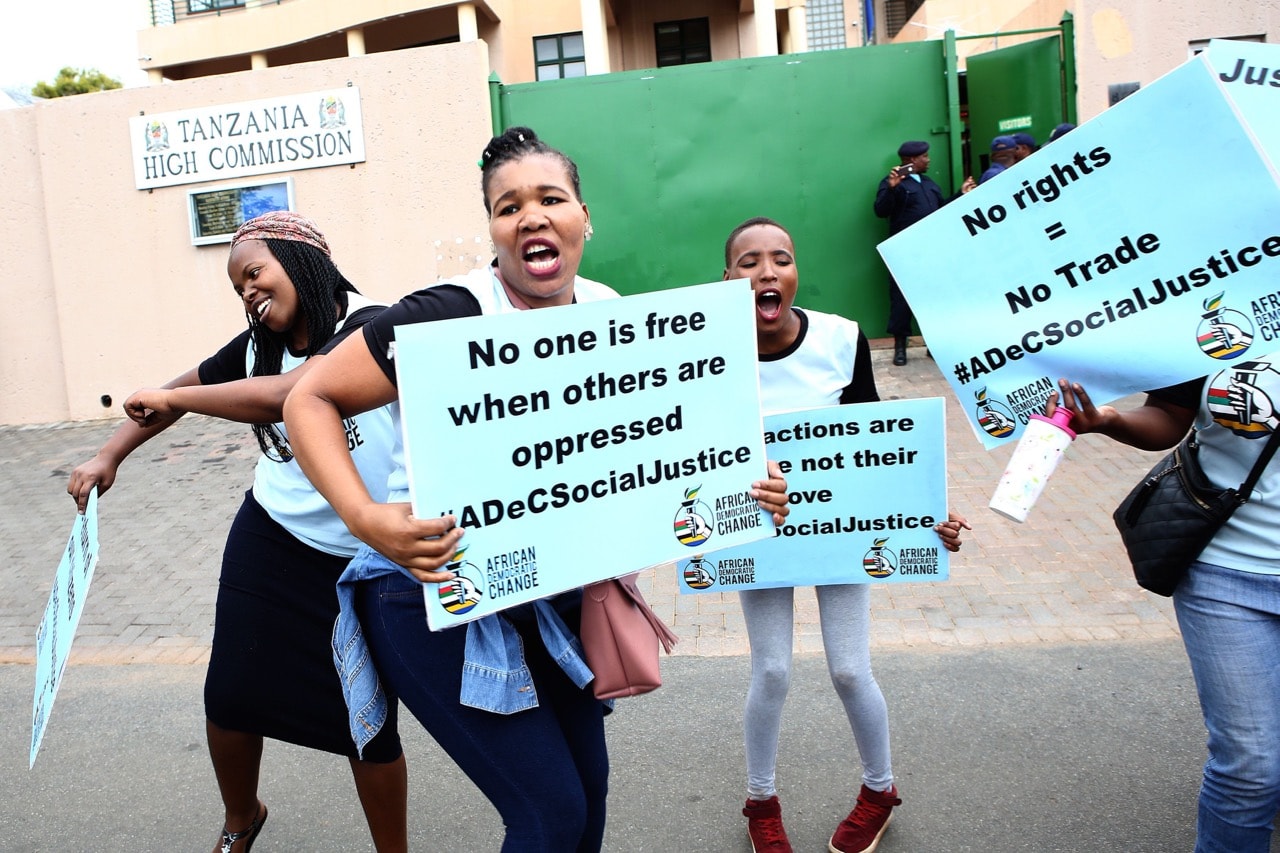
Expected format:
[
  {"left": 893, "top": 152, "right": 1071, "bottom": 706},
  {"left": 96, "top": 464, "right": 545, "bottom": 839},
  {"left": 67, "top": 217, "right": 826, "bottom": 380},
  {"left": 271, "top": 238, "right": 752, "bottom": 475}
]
[
  {"left": 878, "top": 55, "right": 1280, "bottom": 449},
  {"left": 394, "top": 279, "right": 774, "bottom": 630},
  {"left": 1207, "top": 40, "right": 1280, "bottom": 173},
  {"left": 31, "top": 488, "right": 100, "bottom": 768},
  {"left": 677, "top": 398, "right": 948, "bottom": 592}
]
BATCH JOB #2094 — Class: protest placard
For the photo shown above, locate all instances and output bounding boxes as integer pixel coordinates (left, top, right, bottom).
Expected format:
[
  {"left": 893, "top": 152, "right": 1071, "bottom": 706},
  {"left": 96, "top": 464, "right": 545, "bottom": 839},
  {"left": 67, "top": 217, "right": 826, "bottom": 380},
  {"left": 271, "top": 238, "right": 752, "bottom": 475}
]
[
  {"left": 1208, "top": 39, "right": 1280, "bottom": 170},
  {"left": 394, "top": 279, "right": 774, "bottom": 629},
  {"left": 31, "top": 488, "right": 100, "bottom": 768},
  {"left": 677, "top": 398, "right": 948, "bottom": 592},
  {"left": 878, "top": 55, "right": 1280, "bottom": 449}
]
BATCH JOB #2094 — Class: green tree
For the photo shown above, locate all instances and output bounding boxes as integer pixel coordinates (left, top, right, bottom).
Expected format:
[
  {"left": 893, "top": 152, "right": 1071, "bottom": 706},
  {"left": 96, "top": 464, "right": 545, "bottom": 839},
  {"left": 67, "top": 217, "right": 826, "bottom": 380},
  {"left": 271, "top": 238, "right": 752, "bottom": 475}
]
[{"left": 31, "top": 67, "right": 122, "bottom": 98}]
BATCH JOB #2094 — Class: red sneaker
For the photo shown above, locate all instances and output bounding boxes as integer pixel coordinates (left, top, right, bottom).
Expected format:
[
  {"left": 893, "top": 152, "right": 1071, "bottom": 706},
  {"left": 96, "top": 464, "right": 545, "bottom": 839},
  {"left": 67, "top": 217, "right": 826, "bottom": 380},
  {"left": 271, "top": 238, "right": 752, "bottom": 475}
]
[
  {"left": 828, "top": 784, "right": 901, "bottom": 853},
  {"left": 742, "top": 796, "right": 794, "bottom": 853}
]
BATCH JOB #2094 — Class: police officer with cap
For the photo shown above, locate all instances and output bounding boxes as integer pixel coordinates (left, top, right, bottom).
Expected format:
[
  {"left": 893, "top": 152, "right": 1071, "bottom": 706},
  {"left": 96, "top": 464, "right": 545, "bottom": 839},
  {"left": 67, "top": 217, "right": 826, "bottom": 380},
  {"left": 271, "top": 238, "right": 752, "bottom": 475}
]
[
  {"left": 873, "top": 140, "right": 974, "bottom": 365},
  {"left": 1012, "top": 132, "right": 1037, "bottom": 161},
  {"left": 980, "top": 135, "right": 1019, "bottom": 184}
]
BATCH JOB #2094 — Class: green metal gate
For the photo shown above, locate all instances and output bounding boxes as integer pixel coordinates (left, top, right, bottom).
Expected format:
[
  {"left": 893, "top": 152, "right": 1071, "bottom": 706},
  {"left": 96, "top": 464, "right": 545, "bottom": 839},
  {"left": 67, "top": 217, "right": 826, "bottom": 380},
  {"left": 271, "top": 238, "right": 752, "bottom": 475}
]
[
  {"left": 491, "top": 20, "right": 1074, "bottom": 337},
  {"left": 964, "top": 15, "right": 1077, "bottom": 180}
]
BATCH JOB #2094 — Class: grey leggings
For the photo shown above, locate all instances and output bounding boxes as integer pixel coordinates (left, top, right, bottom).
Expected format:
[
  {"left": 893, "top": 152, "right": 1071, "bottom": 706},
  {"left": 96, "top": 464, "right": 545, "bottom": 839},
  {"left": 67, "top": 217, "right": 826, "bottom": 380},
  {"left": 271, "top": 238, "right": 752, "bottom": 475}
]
[{"left": 741, "top": 583, "right": 892, "bottom": 798}]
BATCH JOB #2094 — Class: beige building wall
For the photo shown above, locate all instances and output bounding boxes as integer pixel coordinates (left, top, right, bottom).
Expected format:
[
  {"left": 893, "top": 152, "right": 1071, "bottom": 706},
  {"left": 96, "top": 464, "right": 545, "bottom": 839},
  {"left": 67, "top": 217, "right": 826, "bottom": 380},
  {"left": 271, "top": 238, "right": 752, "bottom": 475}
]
[
  {"left": 899, "top": 0, "right": 1071, "bottom": 67},
  {"left": 0, "top": 109, "right": 69, "bottom": 422},
  {"left": 485, "top": 2, "right": 593, "bottom": 82},
  {"left": 1074, "top": 0, "right": 1278, "bottom": 120},
  {"left": 887, "top": 0, "right": 1279, "bottom": 121},
  {"left": 138, "top": 0, "right": 816, "bottom": 86},
  {"left": 138, "top": 0, "right": 494, "bottom": 79},
  {"left": 4, "top": 41, "right": 493, "bottom": 425}
]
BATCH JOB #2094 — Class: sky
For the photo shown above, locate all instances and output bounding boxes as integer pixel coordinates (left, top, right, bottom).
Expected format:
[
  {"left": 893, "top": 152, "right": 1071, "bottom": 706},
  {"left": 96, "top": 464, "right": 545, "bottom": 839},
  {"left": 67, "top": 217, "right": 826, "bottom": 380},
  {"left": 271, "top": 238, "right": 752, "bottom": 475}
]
[{"left": 1, "top": 0, "right": 151, "bottom": 92}]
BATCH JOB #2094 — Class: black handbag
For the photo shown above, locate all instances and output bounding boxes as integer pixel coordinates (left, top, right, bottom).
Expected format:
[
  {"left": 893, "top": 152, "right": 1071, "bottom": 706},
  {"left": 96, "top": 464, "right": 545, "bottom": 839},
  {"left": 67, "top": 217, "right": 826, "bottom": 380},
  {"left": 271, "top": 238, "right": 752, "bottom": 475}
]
[{"left": 1113, "top": 428, "right": 1280, "bottom": 596}]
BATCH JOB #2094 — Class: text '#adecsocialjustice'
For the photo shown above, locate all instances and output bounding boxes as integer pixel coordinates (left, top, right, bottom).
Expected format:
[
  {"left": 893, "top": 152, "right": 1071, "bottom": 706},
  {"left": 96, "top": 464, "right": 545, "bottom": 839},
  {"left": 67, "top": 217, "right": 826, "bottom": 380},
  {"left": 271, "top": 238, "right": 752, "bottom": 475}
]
[
  {"left": 439, "top": 403, "right": 755, "bottom": 528},
  {"left": 953, "top": 233, "right": 1280, "bottom": 384}
]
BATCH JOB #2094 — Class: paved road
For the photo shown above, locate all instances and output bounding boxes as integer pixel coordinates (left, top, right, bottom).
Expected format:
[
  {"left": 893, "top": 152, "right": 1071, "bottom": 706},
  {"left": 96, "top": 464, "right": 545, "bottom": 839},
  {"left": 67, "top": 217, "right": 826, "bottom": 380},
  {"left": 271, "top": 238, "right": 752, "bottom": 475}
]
[
  {"left": 6, "top": 341, "right": 1273, "bottom": 851},
  {"left": 2, "top": 643, "right": 1220, "bottom": 852}
]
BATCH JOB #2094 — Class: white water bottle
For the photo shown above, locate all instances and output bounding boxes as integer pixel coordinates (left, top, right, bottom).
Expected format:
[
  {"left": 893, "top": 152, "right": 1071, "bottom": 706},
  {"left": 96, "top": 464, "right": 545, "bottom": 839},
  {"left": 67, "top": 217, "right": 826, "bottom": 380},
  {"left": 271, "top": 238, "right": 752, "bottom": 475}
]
[{"left": 988, "top": 407, "right": 1076, "bottom": 522}]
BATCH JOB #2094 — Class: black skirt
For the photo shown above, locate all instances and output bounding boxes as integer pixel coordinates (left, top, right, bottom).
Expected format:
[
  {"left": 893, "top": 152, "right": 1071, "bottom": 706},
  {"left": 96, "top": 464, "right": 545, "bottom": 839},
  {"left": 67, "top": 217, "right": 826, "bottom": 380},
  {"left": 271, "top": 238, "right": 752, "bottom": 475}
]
[{"left": 204, "top": 491, "right": 401, "bottom": 762}]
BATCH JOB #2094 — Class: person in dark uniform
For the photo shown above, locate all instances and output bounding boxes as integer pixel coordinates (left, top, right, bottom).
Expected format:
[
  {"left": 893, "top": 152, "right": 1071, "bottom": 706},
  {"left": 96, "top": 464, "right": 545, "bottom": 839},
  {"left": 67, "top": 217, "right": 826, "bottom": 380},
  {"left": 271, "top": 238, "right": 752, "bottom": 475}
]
[
  {"left": 1012, "top": 131, "right": 1038, "bottom": 161},
  {"left": 979, "top": 135, "right": 1019, "bottom": 184},
  {"left": 873, "top": 140, "right": 974, "bottom": 366},
  {"left": 1048, "top": 122, "right": 1076, "bottom": 143}
]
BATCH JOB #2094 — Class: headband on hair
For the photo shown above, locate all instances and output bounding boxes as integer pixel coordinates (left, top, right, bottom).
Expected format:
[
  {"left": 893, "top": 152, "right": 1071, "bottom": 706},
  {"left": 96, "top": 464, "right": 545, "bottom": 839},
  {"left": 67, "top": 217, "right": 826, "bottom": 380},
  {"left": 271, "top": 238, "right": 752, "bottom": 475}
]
[{"left": 231, "top": 211, "right": 331, "bottom": 257}]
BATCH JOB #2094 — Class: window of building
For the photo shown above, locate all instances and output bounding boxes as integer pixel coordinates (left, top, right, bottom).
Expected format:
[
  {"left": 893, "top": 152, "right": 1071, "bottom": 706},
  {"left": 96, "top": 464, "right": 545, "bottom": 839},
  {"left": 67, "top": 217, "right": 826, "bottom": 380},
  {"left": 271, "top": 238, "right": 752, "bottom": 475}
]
[
  {"left": 882, "top": 0, "right": 925, "bottom": 40},
  {"left": 534, "top": 32, "right": 587, "bottom": 81},
  {"left": 187, "top": 0, "right": 245, "bottom": 14},
  {"left": 655, "top": 18, "right": 711, "bottom": 67},
  {"left": 807, "top": 0, "right": 848, "bottom": 51}
]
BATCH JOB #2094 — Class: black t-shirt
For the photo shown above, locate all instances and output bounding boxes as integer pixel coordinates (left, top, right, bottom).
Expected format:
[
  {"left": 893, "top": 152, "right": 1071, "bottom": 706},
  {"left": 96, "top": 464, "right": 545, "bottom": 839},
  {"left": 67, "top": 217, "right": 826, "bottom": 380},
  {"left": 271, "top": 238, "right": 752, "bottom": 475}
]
[
  {"left": 1146, "top": 377, "right": 1206, "bottom": 411},
  {"left": 361, "top": 285, "right": 484, "bottom": 387},
  {"left": 198, "top": 304, "right": 384, "bottom": 384}
]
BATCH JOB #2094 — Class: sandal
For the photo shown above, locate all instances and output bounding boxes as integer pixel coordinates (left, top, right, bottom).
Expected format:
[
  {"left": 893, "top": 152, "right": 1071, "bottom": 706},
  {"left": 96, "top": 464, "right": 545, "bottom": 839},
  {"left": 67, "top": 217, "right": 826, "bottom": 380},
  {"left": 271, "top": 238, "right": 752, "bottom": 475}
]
[{"left": 217, "top": 802, "right": 268, "bottom": 853}]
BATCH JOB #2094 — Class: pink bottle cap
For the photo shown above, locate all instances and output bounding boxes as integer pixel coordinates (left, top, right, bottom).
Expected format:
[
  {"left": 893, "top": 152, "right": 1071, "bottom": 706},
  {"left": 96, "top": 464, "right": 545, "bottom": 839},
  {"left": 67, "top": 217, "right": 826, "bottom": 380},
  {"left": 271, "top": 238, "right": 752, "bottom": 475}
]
[{"left": 1028, "top": 407, "right": 1076, "bottom": 439}]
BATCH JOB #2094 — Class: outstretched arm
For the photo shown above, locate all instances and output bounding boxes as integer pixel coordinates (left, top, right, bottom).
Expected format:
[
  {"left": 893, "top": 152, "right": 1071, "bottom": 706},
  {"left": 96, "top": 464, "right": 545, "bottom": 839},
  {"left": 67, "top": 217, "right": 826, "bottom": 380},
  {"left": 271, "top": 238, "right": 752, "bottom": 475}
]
[
  {"left": 1046, "top": 379, "right": 1194, "bottom": 452},
  {"left": 67, "top": 366, "right": 202, "bottom": 512},
  {"left": 284, "top": 332, "right": 463, "bottom": 582},
  {"left": 124, "top": 369, "right": 310, "bottom": 429}
]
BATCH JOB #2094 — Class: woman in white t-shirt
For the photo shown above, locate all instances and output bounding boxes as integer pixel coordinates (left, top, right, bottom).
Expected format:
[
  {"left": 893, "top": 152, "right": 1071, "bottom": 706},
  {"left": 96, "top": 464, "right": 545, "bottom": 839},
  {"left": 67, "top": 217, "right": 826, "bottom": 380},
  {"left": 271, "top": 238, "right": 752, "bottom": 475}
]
[
  {"left": 67, "top": 212, "right": 406, "bottom": 853},
  {"left": 724, "top": 217, "right": 969, "bottom": 853}
]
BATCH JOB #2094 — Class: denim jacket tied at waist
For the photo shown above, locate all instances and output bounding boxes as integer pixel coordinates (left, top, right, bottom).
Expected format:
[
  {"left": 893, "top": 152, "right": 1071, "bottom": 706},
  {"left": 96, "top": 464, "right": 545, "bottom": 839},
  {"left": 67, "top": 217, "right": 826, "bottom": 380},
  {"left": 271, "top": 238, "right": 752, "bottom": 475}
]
[{"left": 333, "top": 544, "right": 596, "bottom": 758}]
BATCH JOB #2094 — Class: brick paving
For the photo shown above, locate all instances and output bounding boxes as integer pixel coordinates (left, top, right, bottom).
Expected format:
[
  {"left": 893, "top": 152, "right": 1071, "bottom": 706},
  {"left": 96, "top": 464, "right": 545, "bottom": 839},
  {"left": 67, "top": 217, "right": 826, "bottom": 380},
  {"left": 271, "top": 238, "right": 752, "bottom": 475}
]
[{"left": 0, "top": 340, "right": 1177, "bottom": 665}]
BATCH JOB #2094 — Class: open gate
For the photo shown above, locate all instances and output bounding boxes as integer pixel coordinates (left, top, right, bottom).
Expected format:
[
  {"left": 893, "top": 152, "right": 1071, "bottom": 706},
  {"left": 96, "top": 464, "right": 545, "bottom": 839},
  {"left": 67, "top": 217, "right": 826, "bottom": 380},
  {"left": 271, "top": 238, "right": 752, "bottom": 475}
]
[{"left": 492, "top": 17, "right": 1075, "bottom": 336}]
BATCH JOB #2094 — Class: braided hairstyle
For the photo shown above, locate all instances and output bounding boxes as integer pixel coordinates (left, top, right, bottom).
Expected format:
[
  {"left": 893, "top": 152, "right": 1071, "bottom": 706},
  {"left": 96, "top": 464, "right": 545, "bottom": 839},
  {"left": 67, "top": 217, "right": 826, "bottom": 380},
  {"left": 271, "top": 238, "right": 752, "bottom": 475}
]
[
  {"left": 478, "top": 126, "right": 583, "bottom": 213},
  {"left": 247, "top": 238, "right": 357, "bottom": 460}
]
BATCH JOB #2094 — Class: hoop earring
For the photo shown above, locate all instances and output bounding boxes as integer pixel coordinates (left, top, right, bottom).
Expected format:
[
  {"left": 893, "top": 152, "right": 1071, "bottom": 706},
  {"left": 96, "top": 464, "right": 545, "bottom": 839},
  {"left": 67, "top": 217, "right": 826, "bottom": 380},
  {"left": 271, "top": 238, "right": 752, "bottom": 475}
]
[{"left": 584, "top": 222, "right": 594, "bottom": 241}]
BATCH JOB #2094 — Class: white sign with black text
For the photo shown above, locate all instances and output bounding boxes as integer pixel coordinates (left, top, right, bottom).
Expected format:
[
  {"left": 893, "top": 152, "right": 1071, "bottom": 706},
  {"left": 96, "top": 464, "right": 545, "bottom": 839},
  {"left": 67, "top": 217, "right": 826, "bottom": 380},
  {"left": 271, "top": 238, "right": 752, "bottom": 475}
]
[{"left": 128, "top": 87, "right": 365, "bottom": 190}]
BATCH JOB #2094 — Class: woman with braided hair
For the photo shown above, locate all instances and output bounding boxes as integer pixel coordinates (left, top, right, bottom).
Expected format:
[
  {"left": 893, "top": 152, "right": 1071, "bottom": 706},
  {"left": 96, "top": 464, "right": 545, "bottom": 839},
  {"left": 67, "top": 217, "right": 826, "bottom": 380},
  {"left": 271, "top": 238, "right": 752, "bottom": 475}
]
[
  {"left": 67, "top": 212, "right": 408, "bottom": 853},
  {"left": 284, "top": 127, "right": 792, "bottom": 851}
]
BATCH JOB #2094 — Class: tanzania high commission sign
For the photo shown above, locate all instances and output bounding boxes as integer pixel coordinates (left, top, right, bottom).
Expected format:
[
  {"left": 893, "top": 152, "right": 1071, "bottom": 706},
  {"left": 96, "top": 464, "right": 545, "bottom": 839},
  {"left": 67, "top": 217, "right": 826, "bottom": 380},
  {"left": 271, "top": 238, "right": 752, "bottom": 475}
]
[{"left": 128, "top": 86, "right": 366, "bottom": 190}]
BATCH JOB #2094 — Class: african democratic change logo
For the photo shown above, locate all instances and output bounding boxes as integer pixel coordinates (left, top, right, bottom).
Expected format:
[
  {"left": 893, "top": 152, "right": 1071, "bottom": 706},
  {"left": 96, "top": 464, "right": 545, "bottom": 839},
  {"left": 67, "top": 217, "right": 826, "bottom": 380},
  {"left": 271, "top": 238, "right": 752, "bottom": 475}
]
[
  {"left": 863, "top": 538, "right": 897, "bottom": 579},
  {"left": 683, "top": 556, "right": 715, "bottom": 589},
  {"left": 974, "top": 387, "right": 1016, "bottom": 439},
  {"left": 673, "top": 485, "right": 713, "bottom": 547},
  {"left": 1197, "top": 293, "right": 1254, "bottom": 360},
  {"left": 1206, "top": 361, "right": 1280, "bottom": 438},
  {"left": 437, "top": 546, "right": 483, "bottom": 615}
]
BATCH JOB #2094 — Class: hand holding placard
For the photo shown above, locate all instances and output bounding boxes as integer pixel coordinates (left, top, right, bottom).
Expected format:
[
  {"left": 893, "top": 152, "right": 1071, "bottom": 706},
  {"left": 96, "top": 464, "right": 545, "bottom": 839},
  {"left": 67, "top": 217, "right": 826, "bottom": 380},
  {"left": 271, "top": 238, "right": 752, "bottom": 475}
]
[{"left": 879, "top": 55, "right": 1280, "bottom": 450}]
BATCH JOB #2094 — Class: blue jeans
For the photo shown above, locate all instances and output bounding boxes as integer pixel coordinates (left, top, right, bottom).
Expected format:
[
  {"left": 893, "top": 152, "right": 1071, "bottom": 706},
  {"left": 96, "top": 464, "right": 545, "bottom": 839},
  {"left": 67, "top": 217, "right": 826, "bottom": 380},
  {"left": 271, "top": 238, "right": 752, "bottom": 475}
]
[
  {"left": 355, "top": 570, "right": 609, "bottom": 852},
  {"left": 1174, "top": 561, "right": 1280, "bottom": 853}
]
